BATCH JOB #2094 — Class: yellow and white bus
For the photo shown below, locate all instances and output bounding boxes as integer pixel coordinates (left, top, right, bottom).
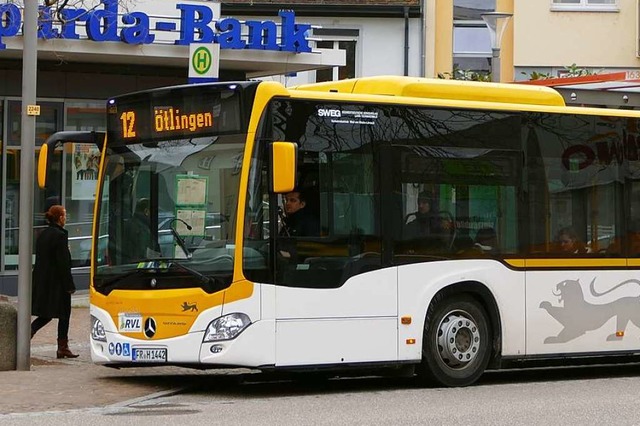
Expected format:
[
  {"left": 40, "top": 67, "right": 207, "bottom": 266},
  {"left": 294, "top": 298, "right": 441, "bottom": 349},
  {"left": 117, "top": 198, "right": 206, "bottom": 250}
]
[{"left": 38, "top": 76, "right": 640, "bottom": 387}]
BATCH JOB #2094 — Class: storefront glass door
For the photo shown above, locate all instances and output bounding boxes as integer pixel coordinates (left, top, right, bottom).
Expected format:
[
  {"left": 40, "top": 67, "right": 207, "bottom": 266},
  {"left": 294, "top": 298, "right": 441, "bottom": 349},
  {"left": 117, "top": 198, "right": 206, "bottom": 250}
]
[{"left": 4, "top": 101, "right": 63, "bottom": 270}]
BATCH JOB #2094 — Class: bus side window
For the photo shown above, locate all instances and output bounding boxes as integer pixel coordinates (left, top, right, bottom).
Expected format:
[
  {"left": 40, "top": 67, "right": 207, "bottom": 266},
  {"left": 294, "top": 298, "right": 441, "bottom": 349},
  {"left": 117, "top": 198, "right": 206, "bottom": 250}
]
[{"left": 267, "top": 104, "right": 383, "bottom": 288}]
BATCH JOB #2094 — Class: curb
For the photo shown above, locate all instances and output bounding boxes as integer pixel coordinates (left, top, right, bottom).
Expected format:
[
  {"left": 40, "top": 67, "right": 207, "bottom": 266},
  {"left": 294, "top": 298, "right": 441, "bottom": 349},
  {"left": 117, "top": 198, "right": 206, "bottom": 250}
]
[
  {"left": 71, "top": 293, "right": 90, "bottom": 308},
  {"left": 0, "top": 290, "right": 89, "bottom": 308}
]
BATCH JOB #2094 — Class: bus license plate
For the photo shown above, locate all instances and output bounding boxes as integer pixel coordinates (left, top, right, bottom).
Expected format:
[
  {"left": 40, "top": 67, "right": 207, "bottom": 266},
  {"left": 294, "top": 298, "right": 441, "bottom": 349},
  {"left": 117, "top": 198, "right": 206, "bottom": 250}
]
[{"left": 132, "top": 348, "right": 167, "bottom": 362}]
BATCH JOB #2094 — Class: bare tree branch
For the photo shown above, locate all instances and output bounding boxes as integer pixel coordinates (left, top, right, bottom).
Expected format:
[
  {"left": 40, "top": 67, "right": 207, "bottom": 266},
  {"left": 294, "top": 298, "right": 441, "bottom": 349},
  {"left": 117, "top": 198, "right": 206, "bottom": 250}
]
[{"left": 6, "top": 0, "right": 138, "bottom": 24}]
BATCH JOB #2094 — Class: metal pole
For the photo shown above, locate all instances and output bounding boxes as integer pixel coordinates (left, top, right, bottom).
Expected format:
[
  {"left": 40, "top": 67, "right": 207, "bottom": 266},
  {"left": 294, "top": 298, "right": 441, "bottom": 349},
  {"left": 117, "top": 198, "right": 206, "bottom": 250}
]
[
  {"left": 492, "top": 47, "right": 501, "bottom": 83},
  {"left": 419, "top": 0, "right": 425, "bottom": 77},
  {"left": 403, "top": 6, "right": 409, "bottom": 76},
  {"left": 17, "top": 0, "right": 39, "bottom": 371}
]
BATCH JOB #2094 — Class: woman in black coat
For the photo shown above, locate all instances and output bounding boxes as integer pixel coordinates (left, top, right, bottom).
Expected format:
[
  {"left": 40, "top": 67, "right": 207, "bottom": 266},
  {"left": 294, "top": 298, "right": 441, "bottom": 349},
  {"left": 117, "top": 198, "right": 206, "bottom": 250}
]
[{"left": 31, "top": 205, "right": 78, "bottom": 358}]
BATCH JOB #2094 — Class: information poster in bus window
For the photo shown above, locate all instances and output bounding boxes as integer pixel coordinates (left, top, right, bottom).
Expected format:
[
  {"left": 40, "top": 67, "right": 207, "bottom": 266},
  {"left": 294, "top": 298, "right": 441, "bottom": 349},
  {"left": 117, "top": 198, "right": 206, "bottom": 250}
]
[
  {"left": 176, "top": 174, "right": 208, "bottom": 206},
  {"left": 71, "top": 143, "right": 101, "bottom": 200},
  {"left": 175, "top": 208, "right": 206, "bottom": 236}
]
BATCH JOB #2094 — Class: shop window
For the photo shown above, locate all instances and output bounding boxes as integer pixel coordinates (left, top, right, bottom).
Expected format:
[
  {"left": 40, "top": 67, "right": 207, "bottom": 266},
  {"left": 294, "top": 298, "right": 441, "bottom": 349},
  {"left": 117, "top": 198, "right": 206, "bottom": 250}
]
[
  {"left": 7, "top": 101, "right": 61, "bottom": 147},
  {"left": 4, "top": 101, "right": 63, "bottom": 270},
  {"left": 64, "top": 102, "right": 106, "bottom": 267},
  {"left": 3, "top": 101, "right": 104, "bottom": 270}
]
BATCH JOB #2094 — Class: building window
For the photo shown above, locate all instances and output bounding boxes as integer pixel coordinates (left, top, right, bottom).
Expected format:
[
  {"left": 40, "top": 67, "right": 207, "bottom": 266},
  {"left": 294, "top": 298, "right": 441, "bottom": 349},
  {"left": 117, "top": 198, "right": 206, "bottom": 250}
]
[
  {"left": 454, "top": 0, "right": 494, "bottom": 20},
  {"left": 314, "top": 29, "right": 358, "bottom": 83},
  {"left": 551, "top": 0, "right": 618, "bottom": 11},
  {"left": 452, "top": 0, "right": 494, "bottom": 77},
  {"left": 453, "top": 22, "right": 491, "bottom": 77}
]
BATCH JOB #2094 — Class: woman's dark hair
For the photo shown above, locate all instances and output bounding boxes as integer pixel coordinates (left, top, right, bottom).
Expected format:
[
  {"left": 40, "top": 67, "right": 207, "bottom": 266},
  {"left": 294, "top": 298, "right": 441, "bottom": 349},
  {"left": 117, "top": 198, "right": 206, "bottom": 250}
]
[{"left": 45, "top": 205, "right": 65, "bottom": 225}]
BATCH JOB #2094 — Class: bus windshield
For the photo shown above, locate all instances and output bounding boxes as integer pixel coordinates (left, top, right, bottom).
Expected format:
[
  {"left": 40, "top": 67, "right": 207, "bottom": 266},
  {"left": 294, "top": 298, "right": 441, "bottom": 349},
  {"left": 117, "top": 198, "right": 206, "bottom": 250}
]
[
  {"left": 94, "top": 135, "right": 245, "bottom": 292},
  {"left": 92, "top": 82, "right": 258, "bottom": 294}
]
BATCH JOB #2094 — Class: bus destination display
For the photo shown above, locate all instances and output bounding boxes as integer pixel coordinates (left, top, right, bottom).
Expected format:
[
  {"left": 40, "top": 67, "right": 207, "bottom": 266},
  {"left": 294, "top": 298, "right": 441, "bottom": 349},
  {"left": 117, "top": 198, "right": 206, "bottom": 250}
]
[
  {"left": 119, "top": 107, "right": 215, "bottom": 140},
  {"left": 107, "top": 86, "right": 245, "bottom": 145}
]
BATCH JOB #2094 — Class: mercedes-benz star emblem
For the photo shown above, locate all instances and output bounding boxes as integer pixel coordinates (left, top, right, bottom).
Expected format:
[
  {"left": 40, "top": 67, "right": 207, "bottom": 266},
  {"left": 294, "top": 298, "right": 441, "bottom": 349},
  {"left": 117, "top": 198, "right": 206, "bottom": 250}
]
[{"left": 144, "top": 317, "right": 157, "bottom": 339}]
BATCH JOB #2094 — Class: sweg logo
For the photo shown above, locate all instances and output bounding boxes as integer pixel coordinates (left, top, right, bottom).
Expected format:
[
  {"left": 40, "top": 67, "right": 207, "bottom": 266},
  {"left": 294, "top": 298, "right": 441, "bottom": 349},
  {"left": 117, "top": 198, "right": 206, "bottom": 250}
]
[
  {"left": 318, "top": 109, "right": 342, "bottom": 118},
  {"left": 0, "top": 0, "right": 311, "bottom": 52}
]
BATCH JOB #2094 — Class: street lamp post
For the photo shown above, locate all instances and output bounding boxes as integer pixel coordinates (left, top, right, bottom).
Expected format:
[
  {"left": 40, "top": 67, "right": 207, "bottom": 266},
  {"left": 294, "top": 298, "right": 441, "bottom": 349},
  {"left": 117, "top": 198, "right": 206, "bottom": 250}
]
[
  {"left": 16, "top": 0, "right": 39, "bottom": 371},
  {"left": 481, "top": 12, "right": 513, "bottom": 83}
]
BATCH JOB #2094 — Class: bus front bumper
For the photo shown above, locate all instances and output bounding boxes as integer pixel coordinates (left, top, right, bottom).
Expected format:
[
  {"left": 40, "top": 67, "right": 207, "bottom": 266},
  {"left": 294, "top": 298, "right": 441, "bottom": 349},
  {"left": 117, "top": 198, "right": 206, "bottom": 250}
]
[{"left": 90, "top": 318, "right": 275, "bottom": 367}]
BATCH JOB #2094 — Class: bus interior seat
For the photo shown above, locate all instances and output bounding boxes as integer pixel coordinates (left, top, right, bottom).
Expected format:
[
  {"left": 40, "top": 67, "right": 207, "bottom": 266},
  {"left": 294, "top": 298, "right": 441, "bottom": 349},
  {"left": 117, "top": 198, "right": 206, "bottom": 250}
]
[
  {"left": 339, "top": 252, "right": 381, "bottom": 283},
  {"left": 304, "top": 256, "right": 349, "bottom": 270}
]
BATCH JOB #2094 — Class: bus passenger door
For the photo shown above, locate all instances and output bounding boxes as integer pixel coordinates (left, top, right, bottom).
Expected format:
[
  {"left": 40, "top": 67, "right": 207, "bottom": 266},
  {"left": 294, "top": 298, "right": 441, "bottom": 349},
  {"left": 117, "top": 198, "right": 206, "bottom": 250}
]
[
  {"left": 274, "top": 265, "right": 398, "bottom": 367},
  {"left": 273, "top": 149, "right": 398, "bottom": 367}
]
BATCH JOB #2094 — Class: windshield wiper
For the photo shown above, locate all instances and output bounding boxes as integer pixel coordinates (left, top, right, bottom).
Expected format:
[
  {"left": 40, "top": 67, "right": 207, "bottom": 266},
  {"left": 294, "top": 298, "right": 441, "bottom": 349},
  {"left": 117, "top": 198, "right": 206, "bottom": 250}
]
[
  {"left": 167, "top": 260, "right": 215, "bottom": 284},
  {"left": 94, "top": 260, "right": 227, "bottom": 295},
  {"left": 167, "top": 218, "right": 193, "bottom": 258},
  {"left": 166, "top": 260, "right": 226, "bottom": 292},
  {"left": 94, "top": 267, "right": 157, "bottom": 292}
]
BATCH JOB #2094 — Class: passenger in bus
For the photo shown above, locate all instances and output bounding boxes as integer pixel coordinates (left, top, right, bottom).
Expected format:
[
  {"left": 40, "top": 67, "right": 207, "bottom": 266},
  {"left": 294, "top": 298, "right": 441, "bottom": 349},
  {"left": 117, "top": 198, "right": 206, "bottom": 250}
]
[
  {"left": 555, "top": 227, "right": 589, "bottom": 254},
  {"left": 124, "top": 198, "right": 155, "bottom": 261},
  {"left": 474, "top": 227, "right": 499, "bottom": 254},
  {"left": 279, "top": 189, "right": 320, "bottom": 237},
  {"left": 403, "top": 191, "right": 444, "bottom": 240},
  {"left": 453, "top": 235, "right": 475, "bottom": 254},
  {"left": 108, "top": 154, "right": 133, "bottom": 219}
]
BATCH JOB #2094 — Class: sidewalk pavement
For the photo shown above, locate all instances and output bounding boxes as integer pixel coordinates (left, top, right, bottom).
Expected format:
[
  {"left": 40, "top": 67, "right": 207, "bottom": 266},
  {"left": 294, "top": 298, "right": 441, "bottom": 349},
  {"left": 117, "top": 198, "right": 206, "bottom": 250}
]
[{"left": 0, "top": 292, "right": 204, "bottom": 415}]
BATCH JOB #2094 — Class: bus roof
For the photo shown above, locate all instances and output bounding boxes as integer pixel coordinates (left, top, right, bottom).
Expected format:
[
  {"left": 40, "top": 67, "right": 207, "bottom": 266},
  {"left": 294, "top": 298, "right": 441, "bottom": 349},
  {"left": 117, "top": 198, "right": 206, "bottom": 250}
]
[{"left": 290, "top": 76, "right": 566, "bottom": 108}]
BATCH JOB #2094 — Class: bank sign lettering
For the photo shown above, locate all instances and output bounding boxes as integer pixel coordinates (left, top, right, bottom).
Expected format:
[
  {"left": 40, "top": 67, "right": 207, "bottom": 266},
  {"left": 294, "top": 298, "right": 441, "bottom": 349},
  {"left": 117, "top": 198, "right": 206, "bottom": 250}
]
[{"left": 0, "top": 0, "right": 311, "bottom": 52}]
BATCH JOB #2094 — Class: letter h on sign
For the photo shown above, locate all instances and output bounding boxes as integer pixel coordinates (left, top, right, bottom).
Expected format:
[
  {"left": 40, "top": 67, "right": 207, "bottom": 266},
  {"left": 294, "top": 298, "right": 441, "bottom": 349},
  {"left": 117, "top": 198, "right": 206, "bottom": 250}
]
[{"left": 189, "top": 43, "right": 220, "bottom": 83}]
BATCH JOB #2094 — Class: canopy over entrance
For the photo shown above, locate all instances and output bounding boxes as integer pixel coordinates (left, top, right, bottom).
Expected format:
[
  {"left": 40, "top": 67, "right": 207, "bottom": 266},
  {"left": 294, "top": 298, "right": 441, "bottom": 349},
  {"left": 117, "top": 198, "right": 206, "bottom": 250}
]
[{"left": 518, "top": 72, "right": 640, "bottom": 109}]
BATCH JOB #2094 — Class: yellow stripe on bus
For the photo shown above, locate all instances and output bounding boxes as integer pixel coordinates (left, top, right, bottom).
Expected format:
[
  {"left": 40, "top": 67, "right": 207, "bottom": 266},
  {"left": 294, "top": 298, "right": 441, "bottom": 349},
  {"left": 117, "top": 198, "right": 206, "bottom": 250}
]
[{"left": 504, "top": 258, "right": 627, "bottom": 269}]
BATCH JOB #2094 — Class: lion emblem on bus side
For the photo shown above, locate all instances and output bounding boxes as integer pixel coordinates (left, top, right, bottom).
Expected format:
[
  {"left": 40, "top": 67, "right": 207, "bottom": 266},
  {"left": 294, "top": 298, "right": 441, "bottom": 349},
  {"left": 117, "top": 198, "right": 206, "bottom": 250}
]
[
  {"left": 181, "top": 302, "right": 198, "bottom": 312},
  {"left": 539, "top": 278, "right": 640, "bottom": 343}
]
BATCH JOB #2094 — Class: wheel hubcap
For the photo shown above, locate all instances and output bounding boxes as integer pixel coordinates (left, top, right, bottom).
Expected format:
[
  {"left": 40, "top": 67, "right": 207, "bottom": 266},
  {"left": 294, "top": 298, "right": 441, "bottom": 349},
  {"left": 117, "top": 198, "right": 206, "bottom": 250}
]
[{"left": 436, "top": 310, "right": 481, "bottom": 369}]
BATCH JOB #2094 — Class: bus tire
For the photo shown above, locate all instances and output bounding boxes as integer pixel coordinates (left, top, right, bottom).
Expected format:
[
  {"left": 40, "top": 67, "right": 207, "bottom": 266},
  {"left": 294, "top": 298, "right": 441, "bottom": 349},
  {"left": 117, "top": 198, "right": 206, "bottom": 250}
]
[{"left": 417, "top": 294, "right": 491, "bottom": 387}]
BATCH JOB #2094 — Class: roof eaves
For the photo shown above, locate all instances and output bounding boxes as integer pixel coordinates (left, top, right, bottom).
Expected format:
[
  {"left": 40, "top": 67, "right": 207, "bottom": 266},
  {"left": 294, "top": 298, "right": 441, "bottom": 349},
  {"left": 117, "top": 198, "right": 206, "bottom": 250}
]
[{"left": 517, "top": 72, "right": 628, "bottom": 87}]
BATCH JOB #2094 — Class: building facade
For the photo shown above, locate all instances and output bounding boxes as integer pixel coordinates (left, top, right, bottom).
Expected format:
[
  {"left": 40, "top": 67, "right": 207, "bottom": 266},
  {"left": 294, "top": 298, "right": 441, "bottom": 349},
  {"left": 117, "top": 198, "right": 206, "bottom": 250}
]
[
  {"left": 514, "top": 0, "right": 638, "bottom": 81},
  {"left": 425, "top": 0, "right": 514, "bottom": 82},
  {"left": 224, "top": 0, "right": 422, "bottom": 86},
  {"left": 427, "top": 0, "right": 640, "bottom": 89},
  {"left": 0, "top": 0, "right": 422, "bottom": 295},
  {"left": 511, "top": 0, "right": 640, "bottom": 107}
]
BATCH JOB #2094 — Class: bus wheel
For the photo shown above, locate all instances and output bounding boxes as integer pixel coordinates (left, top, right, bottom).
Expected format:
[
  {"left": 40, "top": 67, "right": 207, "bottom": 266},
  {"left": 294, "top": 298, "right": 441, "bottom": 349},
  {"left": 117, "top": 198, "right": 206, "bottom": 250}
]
[{"left": 418, "top": 294, "right": 491, "bottom": 387}]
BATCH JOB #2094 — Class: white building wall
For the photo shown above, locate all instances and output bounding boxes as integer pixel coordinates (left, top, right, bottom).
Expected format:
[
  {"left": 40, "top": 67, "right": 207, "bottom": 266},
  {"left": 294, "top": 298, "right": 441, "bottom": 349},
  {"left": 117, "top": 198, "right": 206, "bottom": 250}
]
[
  {"left": 255, "top": 16, "right": 423, "bottom": 87},
  {"left": 6, "top": 0, "right": 419, "bottom": 84}
]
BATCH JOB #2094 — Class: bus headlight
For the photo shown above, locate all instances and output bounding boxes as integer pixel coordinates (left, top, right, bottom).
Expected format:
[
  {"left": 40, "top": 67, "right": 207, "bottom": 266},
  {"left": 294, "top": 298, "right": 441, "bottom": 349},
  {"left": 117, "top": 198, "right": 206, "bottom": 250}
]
[
  {"left": 91, "top": 315, "right": 107, "bottom": 342},
  {"left": 203, "top": 313, "right": 251, "bottom": 342}
]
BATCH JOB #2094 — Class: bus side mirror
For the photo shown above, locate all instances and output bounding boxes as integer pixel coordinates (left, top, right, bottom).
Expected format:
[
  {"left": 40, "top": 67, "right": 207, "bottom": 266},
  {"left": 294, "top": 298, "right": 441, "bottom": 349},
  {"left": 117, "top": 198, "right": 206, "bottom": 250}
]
[
  {"left": 270, "top": 142, "right": 297, "bottom": 193},
  {"left": 37, "top": 130, "right": 106, "bottom": 189},
  {"left": 37, "top": 143, "right": 49, "bottom": 189}
]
